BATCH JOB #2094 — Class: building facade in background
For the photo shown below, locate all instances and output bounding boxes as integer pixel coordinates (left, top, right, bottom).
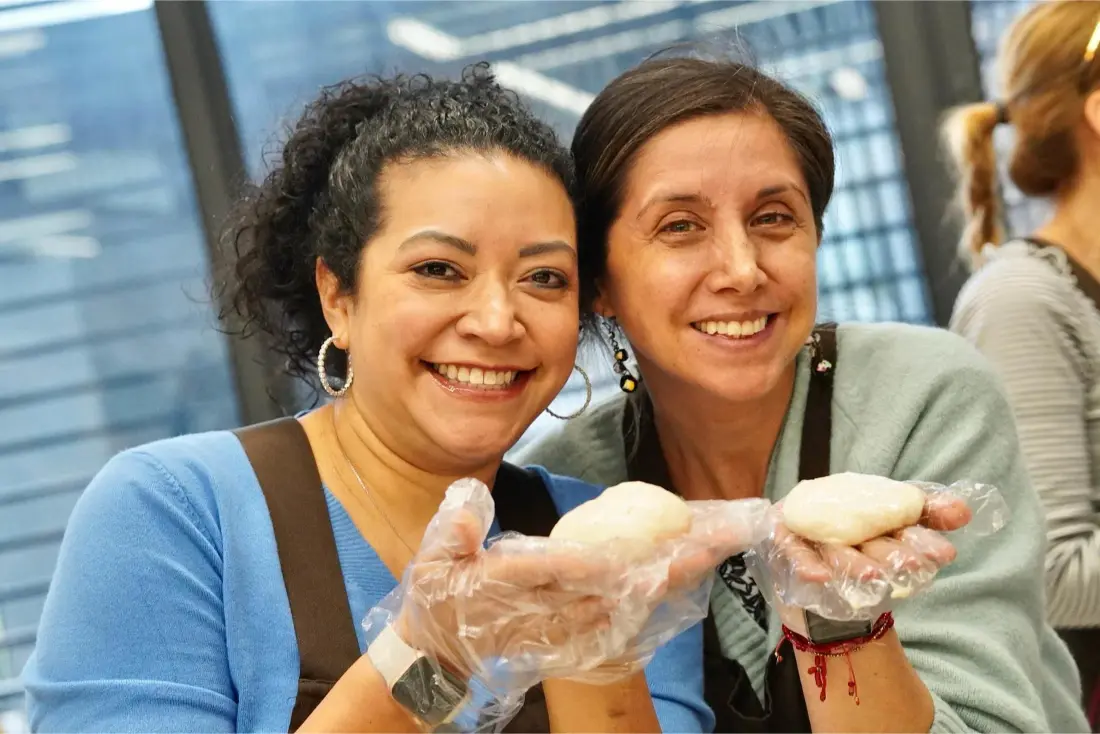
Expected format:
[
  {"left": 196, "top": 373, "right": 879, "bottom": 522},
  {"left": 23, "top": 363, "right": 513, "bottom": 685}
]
[{"left": 0, "top": 0, "right": 1032, "bottom": 718}]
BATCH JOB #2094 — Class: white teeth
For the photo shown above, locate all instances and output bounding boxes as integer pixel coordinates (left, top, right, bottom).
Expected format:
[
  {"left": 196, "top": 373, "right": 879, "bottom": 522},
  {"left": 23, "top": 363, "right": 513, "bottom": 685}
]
[
  {"left": 692, "top": 316, "right": 770, "bottom": 338},
  {"left": 431, "top": 364, "right": 518, "bottom": 388}
]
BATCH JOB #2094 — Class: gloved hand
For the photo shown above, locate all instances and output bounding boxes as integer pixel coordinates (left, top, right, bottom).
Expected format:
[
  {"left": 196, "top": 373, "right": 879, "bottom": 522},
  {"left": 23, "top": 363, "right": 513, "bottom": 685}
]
[
  {"left": 745, "top": 478, "right": 1007, "bottom": 621},
  {"left": 364, "top": 479, "right": 768, "bottom": 695}
]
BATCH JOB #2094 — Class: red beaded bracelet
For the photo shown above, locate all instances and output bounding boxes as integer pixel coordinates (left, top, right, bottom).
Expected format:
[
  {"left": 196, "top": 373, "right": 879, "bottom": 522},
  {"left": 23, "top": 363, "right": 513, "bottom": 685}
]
[{"left": 775, "top": 611, "right": 895, "bottom": 705}]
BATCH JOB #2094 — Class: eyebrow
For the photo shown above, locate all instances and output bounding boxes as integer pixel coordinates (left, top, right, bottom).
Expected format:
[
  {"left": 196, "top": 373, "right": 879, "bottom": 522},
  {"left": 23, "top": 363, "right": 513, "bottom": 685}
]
[
  {"left": 635, "top": 193, "right": 713, "bottom": 222},
  {"left": 518, "top": 241, "right": 576, "bottom": 259},
  {"left": 756, "top": 183, "right": 810, "bottom": 205},
  {"left": 398, "top": 230, "right": 575, "bottom": 259},
  {"left": 635, "top": 183, "right": 810, "bottom": 221}
]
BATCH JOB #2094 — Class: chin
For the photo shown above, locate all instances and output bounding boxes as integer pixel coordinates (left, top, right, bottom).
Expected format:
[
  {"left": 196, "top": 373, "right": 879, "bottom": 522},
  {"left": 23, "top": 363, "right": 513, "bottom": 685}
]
[
  {"left": 691, "top": 363, "right": 788, "bottom": 404},
  {"left": 426, "top": 421, "right": 524, "bottom": 469}
]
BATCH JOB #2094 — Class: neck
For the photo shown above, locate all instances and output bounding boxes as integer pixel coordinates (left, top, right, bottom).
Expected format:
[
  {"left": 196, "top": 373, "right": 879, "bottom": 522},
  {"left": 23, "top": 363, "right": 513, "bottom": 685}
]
[
  {"left": 1036, "top": 165, "right": 1100, "bottom": 276},
  {"left": 313, "top": 400, "right": 501, "bottom": 549},
  {"left": 644, "top": 361, "right": 796, "bottom": 502}
]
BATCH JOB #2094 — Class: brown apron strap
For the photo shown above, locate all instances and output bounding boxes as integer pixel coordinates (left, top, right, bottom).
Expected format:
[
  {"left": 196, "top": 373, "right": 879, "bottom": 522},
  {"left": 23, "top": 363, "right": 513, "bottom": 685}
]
[{"left": 235, "top": 417, "right": 361, "bottom": 731}]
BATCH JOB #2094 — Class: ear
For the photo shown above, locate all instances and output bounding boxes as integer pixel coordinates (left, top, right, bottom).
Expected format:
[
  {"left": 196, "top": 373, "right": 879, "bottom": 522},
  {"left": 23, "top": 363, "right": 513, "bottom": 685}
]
[
  {"left": 316, "top": 257, "right": 353, "bottom": 350},
  {"left": 1085, "top": 88, "right": 1100, "bottom": 141}
]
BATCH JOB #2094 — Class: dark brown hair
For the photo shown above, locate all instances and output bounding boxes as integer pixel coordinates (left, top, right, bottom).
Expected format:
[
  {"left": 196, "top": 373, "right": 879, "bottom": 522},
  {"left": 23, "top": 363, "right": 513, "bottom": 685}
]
[
  {"left": 942, "top": 1, "right": 1100, "bottom": 265},
  {"left": 571, "top": 54, "right": 836, "bottom": 317}
]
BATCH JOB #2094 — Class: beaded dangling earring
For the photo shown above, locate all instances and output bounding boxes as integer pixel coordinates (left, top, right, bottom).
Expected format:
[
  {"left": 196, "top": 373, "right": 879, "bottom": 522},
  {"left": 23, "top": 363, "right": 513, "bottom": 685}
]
[{"left": 607, "top": 319, "right": 639, "bottom": 393}]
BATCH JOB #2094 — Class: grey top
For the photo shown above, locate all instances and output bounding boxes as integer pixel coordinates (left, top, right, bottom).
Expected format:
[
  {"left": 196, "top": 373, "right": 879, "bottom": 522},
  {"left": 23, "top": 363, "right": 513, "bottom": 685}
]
[
  {"left": 518, "top": 322, "right": 1086, "bottom": 733},
  {"left": 952, "top": 241, "right": 1100, "bottom": 629}
]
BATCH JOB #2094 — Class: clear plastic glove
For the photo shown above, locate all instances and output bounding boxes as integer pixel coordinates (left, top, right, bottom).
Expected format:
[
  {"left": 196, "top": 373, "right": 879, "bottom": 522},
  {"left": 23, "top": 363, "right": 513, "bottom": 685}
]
[
  {"left": 745, "top": 479, "right": 1009, "bottom": 621},
  {"left": 566, "top": 498, "right": 771, "bottom": 683},
  {"left": 361, "top": 479, "right": 768, "bottom": 728}
]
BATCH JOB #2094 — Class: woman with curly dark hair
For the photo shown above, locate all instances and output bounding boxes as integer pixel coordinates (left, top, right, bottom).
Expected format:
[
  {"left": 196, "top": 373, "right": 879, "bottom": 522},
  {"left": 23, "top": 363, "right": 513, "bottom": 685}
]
[{"left": 20, "top": 66, "right": 725, "bottom": 732}]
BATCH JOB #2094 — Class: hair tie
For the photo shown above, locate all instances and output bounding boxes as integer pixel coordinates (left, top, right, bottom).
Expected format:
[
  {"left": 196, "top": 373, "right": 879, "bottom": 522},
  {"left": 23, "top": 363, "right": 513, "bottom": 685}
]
[{"left": 994, "top": 101, "right": 1010, "bottom": 126}]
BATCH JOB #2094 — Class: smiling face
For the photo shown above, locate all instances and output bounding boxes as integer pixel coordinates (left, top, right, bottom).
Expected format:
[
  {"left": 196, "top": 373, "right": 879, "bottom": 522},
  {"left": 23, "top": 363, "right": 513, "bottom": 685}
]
[
  {"left": 318, "top": 152, "right": 578, "bottom": 472},
  {"left": 598, "top": 111, "right": 819, "bottom": 405}
]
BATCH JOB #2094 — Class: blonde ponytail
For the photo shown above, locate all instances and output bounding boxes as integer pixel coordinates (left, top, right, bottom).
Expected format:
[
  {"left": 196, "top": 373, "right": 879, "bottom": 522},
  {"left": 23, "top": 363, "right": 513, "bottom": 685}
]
[{"left": 941, "top": 101, "right": 1003, "bottom": 267}]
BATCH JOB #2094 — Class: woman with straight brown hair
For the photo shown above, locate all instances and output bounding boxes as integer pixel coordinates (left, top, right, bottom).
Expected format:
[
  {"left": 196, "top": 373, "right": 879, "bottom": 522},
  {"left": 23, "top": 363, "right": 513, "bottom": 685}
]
[
  {"left": 946, "top": 2, "right": 1100, "bottom": 719},
  {"left": 521, "top": 48, "right": 1088, "bottom": 732}
]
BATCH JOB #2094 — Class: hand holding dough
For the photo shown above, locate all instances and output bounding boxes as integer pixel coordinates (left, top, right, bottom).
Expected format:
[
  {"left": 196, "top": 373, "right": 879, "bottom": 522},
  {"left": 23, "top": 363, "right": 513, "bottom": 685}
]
[
  {"left": 781, "top": 472, "right": 926, "bottom": 546},
  {"left": 550, "top": 481, "right": 692, "bottom": 549}
]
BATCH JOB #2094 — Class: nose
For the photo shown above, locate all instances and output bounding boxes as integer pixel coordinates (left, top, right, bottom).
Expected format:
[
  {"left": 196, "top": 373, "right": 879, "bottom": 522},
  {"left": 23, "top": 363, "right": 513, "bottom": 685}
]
[
  {"left": 704, "top": 229, "right": 766, "bottom": 294},
  {"left": 455, "top": 280, "right": 527, "bottom": 346}
]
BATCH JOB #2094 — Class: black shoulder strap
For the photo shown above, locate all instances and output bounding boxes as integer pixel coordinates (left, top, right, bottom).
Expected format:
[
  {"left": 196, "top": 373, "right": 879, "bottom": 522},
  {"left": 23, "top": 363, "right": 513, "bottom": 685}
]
[
  {"left": 800, "top": 323, "right": 837, "bottom": 482},
  {"left": 234, "top": 417, "right": 361, "bottom": 731},
  {"left": 494, "top": 462, "right": 560, "bottom": 537},
  {"left": 491, "top": 461, "right": 560, "bottom": 733}
]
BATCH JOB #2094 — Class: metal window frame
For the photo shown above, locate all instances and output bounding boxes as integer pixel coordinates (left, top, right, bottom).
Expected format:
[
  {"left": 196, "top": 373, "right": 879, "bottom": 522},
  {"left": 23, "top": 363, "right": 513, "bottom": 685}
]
[
  {"left": 153, "top": 0, "right": 295, "bottom": 424},
  {"left": 872, "top": 0, "right": 987, "bottom": 327}
]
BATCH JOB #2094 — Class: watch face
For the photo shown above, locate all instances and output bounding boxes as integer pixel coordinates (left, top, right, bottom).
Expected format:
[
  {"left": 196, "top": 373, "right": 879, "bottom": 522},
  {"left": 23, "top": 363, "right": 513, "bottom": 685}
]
[
  {"left": 805, "top": 612, "right": 874, "bottom": 644},
  {"left": 391, "top": 657, "right": 469, "bottom": 727}
]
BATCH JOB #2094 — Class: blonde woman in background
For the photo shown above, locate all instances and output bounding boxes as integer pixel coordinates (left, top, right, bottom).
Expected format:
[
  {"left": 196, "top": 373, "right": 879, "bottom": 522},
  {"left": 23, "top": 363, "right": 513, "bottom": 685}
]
[{"left": 946, "top": 1, "right": 1100, "bottom": 725}]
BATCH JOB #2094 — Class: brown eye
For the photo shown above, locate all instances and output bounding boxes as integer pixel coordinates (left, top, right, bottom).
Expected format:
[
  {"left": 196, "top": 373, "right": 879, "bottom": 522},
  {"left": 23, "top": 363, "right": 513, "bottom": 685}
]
[
  {"left": 527, "top": 269, "right": 568, "bottom": 289},
  {"left": 753, "top": 211, "right": 795, "bottom": 227},
  {"left": 413, "top": 261, "right": 461, "bottom": 280},
  {"left": 660, "top": 220, "right": 700, "bottom": 234}
]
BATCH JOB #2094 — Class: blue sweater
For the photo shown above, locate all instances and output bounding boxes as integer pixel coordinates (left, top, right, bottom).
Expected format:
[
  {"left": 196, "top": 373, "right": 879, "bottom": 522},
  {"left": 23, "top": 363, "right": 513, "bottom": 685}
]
[{"left": 22, "top": 430, "right": 710, "bottom": 732}]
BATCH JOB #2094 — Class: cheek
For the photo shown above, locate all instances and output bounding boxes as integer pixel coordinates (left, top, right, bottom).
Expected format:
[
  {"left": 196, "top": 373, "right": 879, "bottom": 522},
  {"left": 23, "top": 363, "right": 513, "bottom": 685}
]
[
  {"left": 761, "top": 242, "right": 817, "bottom": 305},
  {"left": 526, "top": 300, "right": 580, "bottom": 368},
  {"left": 602, "top": 260, "right": 692, "bottom": 361},
  {"left": 791, "top": 249, "right": 818, "bottom": 310},
  {"left": 352, "top": 289, "right": 450, "bottom": 375},
  {"left": 604, "top": 236, "right": 685, "bottom": 317}
]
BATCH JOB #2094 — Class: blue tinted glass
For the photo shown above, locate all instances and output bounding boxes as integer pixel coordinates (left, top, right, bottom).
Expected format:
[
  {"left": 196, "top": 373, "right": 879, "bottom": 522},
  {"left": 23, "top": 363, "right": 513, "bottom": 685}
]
[
  {"left": 206, "top": 0, "right": 932, "bottom": 440},
  {"left": 0, "top": 2, "right": 238, "bottom": 710}
]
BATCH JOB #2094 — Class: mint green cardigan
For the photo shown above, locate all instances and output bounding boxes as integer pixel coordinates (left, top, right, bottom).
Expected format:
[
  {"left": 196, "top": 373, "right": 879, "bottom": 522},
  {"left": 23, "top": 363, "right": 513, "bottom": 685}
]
[{"left": 517, "top": 322, "right": 1086, "bottom": 732}]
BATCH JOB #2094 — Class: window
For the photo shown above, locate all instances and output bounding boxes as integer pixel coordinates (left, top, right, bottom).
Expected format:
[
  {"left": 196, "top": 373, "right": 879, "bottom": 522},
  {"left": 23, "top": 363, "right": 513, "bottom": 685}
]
[
  {"left": 208, "top": 0, "right": 931, "bottom": 450},
  {"left": 737, "top": 1, "right": 930, "bottom": 323},
  {"left": 0, "top": 1, "right": 239, "bottom": 713}
]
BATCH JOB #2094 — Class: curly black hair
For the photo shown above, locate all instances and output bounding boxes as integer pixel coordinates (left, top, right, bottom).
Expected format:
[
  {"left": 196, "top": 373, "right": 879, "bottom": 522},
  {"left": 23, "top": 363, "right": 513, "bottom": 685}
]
[{"left": 217, "top": 63, "right": 575, "bottom": 385}]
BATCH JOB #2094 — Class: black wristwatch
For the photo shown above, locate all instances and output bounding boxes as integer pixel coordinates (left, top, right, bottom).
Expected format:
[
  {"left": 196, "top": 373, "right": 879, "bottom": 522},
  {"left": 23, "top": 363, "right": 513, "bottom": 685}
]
[
  {"left": 366, "top": 625, "right": 470, "bottom": 729},
  {"left": 802, "top": 610, "right": 875, "bottom": 644}
]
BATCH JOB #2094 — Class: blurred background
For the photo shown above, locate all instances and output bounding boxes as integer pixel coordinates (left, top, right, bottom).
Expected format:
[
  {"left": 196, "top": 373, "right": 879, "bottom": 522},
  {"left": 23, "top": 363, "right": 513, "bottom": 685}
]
[{"left": 0, "top": 0, "right": 1042, "bottom": 722}]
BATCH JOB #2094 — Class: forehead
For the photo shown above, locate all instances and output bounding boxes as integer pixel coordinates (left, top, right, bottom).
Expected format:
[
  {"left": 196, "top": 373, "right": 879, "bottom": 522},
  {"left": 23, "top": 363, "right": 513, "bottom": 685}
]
[
  {"left": 623, "top": 112, "right": 807, "bottom": 203},
  {"left": 382, "top": 154, "right": 563, "bottom": 201},
  {"left": 379, "top": 152, "right": 574, "bottom": 228}
]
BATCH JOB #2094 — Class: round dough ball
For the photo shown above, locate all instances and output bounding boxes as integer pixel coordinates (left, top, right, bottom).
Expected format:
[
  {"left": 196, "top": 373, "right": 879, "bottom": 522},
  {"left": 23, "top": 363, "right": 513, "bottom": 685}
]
[
  {"left": 782, "top": 472, "right": 926, "bottom": 546},
  {"left": 550, "top": 481, "right": 692, "bottom": 548}
]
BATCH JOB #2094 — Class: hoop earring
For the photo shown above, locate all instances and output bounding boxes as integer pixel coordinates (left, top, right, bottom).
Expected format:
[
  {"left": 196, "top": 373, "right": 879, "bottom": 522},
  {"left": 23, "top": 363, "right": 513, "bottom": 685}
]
[
  {"left": 546, "top": 364, "right": 592, "bottom": 420},
  {"left": 317, "top": 336, "right": 354, "bottom": 398},
  {"left": 607, "top": 319, "right": 639, "bottom": 393}
]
